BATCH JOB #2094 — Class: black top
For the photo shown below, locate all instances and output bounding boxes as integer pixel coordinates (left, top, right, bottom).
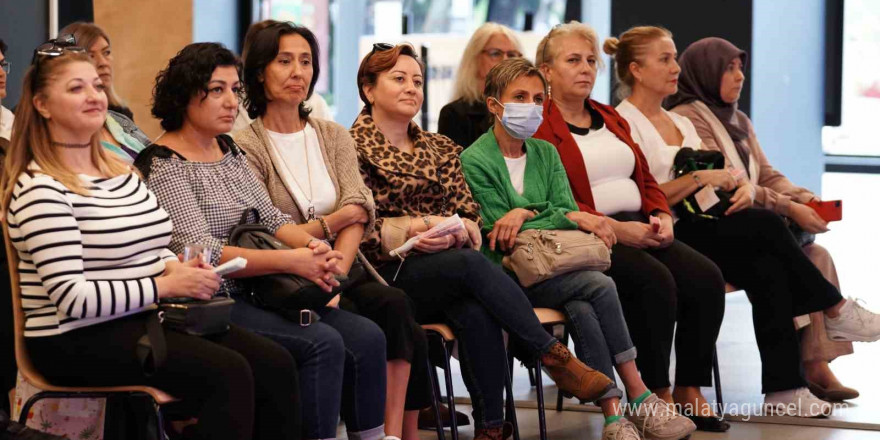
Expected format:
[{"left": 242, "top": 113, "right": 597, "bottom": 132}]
[
  {"left": 437, "top": 98, "right": 493, "bottom": 150},
  {"left": 566, "top": 103, "right": 605, "bottom": 136}
]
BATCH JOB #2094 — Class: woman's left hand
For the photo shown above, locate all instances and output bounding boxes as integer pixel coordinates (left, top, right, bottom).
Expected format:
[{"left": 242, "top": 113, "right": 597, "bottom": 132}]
[
  {"left": 414, "top": 234, "right": 455, "bottom": 253},
  {"left": 463, "top": 218, "right": 483, "bottom": 250},
  {"left": 656, "top": 214, "right": 675, "bottom": 248},
  {"left": 725, "top": 182, "right": 755, "bottom": 215}
]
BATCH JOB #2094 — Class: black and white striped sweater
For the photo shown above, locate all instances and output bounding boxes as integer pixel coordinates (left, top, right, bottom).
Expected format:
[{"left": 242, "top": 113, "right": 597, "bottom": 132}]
[{"left": 7, "top": 166, "right": 177, "bottom": 337}]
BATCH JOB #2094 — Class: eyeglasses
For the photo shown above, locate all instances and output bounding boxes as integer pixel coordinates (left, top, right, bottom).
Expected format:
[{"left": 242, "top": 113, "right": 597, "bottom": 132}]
[
  {"left": 0, "top": 59, "right": 9, "bottom": 74},
  {"left": 31, "top": 34, "right": 86, "bottom": 65},
  {"left": 482, "top": 49, "right": 523, "bottom": 61}
]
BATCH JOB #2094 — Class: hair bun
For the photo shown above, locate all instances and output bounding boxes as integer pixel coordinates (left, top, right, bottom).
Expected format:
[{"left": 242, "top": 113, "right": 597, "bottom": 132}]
[{"left": 603, "top": 37, "right": 620, "bottom": 56}]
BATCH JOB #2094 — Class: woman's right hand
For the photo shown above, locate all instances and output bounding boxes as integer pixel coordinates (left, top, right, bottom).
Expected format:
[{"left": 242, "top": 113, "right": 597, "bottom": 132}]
[
  {"left": 694, "top": 170, "right": 737, "bottom": 192},
  {"left": 566, "top": 211, "right": 617, "bottom": 249},
  {"left": 157, "top": 257, "right": 221, "bottom": 300},
  {"left": 610, "top": 219, "right": 663, "bottom": 249},
  {"left": 789, "top": 202, "right": 830, "bottom": 234},
  {"left": 288, "top": 245, "right": 346, "bottom": 292}
]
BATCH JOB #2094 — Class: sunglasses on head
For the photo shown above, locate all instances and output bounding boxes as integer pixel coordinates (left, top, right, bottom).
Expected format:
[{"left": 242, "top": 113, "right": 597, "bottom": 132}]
[{"left": 31, "top": 34, "right": 86, "bottom": 65}]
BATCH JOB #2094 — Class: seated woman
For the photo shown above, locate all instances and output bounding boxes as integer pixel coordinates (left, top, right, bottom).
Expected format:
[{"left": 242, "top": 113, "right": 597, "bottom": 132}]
[
  {"left": 531, "top": 21, "right": 729, "bottom": 430},
  {"left": 461, "top": 57, "right": 695, "bottom": 440},
  {"left": 136, "top": 42, "right": 389, "bottom": 440},
  {"left": 666, "top": 36, "right": 869, "bottom": 402},
  {"left": 438, "top": 22, "right": 523, "bottom": 149},
  {"left": 232, "top": 21, "right": 431, "bottom": 440},
  {"left": 352, "top": 43, "right": 613, "bottom": 440},
  {"left": 60, "top": 22, "right": 150, "bottom": 162},
  {"left": 4, "top": 40, "right": 299, "bottom": 440},
  {"left": 608, "top": 27, "right": 880, "bottom": 416}
]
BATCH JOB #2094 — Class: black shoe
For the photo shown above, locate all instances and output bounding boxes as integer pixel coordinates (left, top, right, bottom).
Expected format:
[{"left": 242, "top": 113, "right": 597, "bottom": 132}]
[
  {"left": 418, "top": 405, "right": 470, "bottom": 429},
  {"left": 687, "top": 415, "right": 730, "bottom": 432},
  {"left": 1, "top": 410, "right": 71, "bottom": 439}
]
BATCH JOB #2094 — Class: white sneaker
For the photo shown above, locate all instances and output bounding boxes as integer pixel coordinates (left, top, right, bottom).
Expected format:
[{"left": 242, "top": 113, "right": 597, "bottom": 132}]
[
  {"left": 764, "top": 387, "right": 832, "bottom": 418},
  {"left": 825, "top": 297, "right": 880, "bottom": 342},
  {"left": 602, "top": 419, "right": 641, "bottom": 440},
  {"left": 626, "top": 393, "right": 696, "bottom": 440}
]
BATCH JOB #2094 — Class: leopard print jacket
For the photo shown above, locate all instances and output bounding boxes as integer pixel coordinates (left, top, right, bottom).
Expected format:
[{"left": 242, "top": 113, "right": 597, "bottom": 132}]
[{"left": 351, "top": 110, "right": 482, "bottom": 265}]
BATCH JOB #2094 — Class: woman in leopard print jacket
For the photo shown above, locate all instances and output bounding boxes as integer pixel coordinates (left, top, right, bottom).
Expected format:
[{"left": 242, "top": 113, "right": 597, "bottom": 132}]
[{"left": 351, "top": 43, "right": 614, "bottom": 440}]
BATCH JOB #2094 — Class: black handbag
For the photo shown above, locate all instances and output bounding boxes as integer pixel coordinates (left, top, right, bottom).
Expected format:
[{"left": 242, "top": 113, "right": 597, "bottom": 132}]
[
  {"left": 228, "top": 209, "right": 365, "bottom": 322},
  {"left": 158, "top": 296, "right": 235, "bottom": 336},
  {"left": 672, "top": 147, "right": 734, "bottom": 221}
]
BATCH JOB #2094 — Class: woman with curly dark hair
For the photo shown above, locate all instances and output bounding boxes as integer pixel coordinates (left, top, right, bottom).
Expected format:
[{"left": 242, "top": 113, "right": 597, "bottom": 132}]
[{"left": 137, "top": 42, "right": 390, "bottom": 440}]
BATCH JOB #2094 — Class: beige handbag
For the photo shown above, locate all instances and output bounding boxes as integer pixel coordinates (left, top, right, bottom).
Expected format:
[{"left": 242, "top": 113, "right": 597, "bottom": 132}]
[{"left": 502, "top": 229, "right": 611, "bottom": 287}]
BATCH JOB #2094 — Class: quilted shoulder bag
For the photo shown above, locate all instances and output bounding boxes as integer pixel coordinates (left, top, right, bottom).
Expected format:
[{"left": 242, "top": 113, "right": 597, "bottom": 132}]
[{"left": 502, "top": 229, "right": 611, "bottom": 288}]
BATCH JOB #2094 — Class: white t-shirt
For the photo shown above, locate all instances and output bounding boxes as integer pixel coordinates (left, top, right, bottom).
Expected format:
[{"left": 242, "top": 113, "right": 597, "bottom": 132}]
[
  {"left": 266, "top": 123, "right": 338, "bottom": 218},
  {"left": 504, "top": 154, "right": 528, "bottom": 195},
  {"left": 572, "top": 127, "right": 642, "bottom": 215},
  {"left": 0, "top": 105, "right": 13, "bottom": 141},
  {"left": 616, "top": 99, "right": 702, "bottom": 184}
]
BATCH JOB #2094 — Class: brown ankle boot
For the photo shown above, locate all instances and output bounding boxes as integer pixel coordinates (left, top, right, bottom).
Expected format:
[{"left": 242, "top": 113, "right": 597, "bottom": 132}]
[
  {"left": 473, "top": 422, "right": 513, "bottom": 440},
  {"left": 541, "top": 342, "right": 614, "bottom": 401}
]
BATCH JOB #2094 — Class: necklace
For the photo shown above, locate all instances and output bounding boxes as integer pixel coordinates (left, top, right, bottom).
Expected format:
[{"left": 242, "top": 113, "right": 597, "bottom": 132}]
[
  {"left": 51, "top": 140, "right": 91, "bottom": 149},
  {"left": 266, "top": 123, "right": 316, "bottom": 220}
]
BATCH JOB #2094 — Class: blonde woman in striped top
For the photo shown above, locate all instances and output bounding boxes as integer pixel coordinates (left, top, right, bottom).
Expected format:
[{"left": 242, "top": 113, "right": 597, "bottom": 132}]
[{"left": 2, "top": 41, "right": 301, "bottom": 440}]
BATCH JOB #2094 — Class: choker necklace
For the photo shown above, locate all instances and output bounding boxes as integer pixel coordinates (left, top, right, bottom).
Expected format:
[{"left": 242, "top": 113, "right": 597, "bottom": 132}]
[{"left": 51, "top": 141, "right": 91, "bottom": 149}]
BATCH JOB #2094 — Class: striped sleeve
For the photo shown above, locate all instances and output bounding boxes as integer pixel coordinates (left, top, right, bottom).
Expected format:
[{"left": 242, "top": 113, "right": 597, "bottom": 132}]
[{"left": 9, "top": 182, "right": 159, "bottom": 319}]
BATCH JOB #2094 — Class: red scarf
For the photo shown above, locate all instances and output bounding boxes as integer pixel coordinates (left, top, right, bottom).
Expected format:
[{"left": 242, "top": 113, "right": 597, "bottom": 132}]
[{"left": 533, "top": 99, "right": 671, "bottom": 218}]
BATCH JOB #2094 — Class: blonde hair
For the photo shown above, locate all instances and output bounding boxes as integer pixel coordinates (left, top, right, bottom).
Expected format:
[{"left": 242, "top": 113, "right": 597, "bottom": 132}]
[
  {"left": 2, "top": 52, "right": 130, "bottom": 211},
  {"left": 483, "top": 58, "right": 547, "bottom": 102},
  {"left": 59, "top": 22, "right": 127, "bottom": 110},
  {"left": 603, "top": 26, "right": 672, "bottom": 100},
  {"left": 535, "top": 21, "right": 605, "bottom": 70},
  {"left": 452, "top": 22, "right": 524, "bottom": 104}
]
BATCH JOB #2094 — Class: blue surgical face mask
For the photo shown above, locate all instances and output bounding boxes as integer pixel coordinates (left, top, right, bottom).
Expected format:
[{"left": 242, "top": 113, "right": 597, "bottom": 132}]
[{"left": 491, "top": 98, "right": 544, "bottom": 140}]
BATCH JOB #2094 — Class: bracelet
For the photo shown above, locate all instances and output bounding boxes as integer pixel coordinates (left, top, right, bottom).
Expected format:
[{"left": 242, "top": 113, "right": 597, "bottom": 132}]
[
  {"left": 422, "top": 215, "right": 432, "bottom": 229},
  {"left": 692, "top": 172, "right": 704, "bottom": 188},
  {"left": 317, "top": 216, "right": 334, "bottom": 240}
]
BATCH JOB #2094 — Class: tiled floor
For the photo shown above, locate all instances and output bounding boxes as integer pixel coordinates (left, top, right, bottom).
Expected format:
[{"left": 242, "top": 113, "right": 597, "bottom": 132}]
[{"left": 424, "top": 172, "right": 880, "bottom": 439}]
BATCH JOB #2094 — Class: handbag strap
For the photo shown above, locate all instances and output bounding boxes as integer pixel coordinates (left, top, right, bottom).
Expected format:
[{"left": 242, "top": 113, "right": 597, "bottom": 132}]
[{"left": 239, "top": 208, "right": 261, "bottom": 225}]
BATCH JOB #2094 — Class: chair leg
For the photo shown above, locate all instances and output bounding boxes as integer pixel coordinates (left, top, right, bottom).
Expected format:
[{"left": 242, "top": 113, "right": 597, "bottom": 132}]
[
  {"left": 441, "top": 340, "right": 459, "bottom": 440},
  {"left": 527, "top": 365, "right": 536, "bottom": 387},
  {"left": 534, "top": 358, "right": 548, "bottom": 440},
  {"left": 17, "top": 391, "right": 49, "bottom": 425},
  {"left": 713, "top": 348, "right": 724, "bottom": 410},
  {"left": 426, "top": 338, "right": 447, "bottom": 440},
  {"left": 504, "top": 351, "right": 520, "bottom": 440},
  {"left": 556, "top": 327, "right": 570, "bottom": 412}
]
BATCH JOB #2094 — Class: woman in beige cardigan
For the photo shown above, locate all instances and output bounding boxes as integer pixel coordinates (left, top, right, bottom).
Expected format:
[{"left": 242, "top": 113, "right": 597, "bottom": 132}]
[
  {"left": 667, "top": 37, "right": 858, "bottom": 402},
  {"left": 232, "top": 21, "right": 431, "bottom": 440}
]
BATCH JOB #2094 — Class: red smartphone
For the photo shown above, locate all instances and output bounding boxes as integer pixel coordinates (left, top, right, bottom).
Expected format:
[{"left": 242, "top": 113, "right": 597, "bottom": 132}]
[{"left": 806, "top": 200, "right": 842, "bottom": 222}]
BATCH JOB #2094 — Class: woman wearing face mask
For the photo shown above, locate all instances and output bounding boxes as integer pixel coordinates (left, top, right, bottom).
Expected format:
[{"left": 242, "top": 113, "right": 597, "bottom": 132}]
[
  {"left": 461, "top": 57, "right": 695, "bottom": 440},
  {"left": 60, "top": 22, "right": 150, "bottom": 162},
  {"left": 610, "top": 28, "right": 880, "bottom": 417},
  {"left": 531, "top": 22, "right": 728, "bottom": 431},
  {"left": 5, "top": 38, "right": 300, "bottom": 440},
  {"left": 233, "top": 21, "right": 432, "bottom": 440},
  {"left": 665, "top": 37, "right": 877, "bottom": 404},
  {"left": 438, "top": 22, "right": 524, "bottom": 149},
  {"left": 353, "top": 43, "right": 614, "bottom": 440}
]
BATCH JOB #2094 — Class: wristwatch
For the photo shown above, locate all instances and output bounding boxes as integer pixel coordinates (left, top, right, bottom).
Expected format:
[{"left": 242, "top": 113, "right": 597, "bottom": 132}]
[
  {"left": 299, "top": 309, "right": 321, "bottom": 327},
  {"left": 692, "top": 172, "right": 704, "bottom": 188}
]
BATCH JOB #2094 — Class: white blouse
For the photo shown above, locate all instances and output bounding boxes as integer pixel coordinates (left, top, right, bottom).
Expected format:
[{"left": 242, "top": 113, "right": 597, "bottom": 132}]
[
  {"left": 572, "top": 126, "right": 642, "bottom": 215},
  {"left": 616, "top": 99, "right": 702, "bottom": 185},
  {"left": 266, "top": 123, "right": 337, "bottom": 217}
]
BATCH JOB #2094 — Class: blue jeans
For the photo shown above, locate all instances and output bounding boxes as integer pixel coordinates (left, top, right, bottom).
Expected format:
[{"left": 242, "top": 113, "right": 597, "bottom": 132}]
[
  {"left": 378, "top": 249, "right": 557, "bottom": 429},
  {"left": 526, "top": 270, "right": 636, "bottom": 401},
  {"left": 231, "top": 298, "right": 387, "bottom": 440}
]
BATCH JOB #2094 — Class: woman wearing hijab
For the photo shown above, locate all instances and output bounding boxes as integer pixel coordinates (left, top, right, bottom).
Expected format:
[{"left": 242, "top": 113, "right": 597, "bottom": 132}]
[{"left": 667, "top": 37, "right": 864, "bottom": 402}]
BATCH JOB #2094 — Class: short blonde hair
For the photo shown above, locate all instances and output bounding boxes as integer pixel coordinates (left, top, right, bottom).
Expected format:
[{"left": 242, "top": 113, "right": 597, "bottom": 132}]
[
  {"left": 603, "top": 26, "right": 673, "bottom": 100},
  {"left": 483, "top": 58, "right": 547, "bottom": 102},
  {"left": 452, "top": 22, "right": 523, "bottom": 104},
  {"left": 535, "top": 21, "right": 605, "bottom": 71}
]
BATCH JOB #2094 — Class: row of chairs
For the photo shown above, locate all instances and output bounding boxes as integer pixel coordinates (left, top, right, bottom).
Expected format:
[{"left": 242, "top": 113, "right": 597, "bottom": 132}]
[{"left": 5, "top": 220, "right": 727, "bottom": 440}]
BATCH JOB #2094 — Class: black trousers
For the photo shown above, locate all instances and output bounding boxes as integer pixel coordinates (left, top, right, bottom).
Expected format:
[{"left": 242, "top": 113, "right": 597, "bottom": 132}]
[
  {"left": 675, "top": 207, "right": 844, "bottom": 393},
  {"left": 27, "top": 312, "right": 301, "bottom": 440},
  {"left": 341, "top": 279, "right": 433, "bottom": 410},
  {"left": 606, "top": 236, "right": 726, "bottom": 390}
]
